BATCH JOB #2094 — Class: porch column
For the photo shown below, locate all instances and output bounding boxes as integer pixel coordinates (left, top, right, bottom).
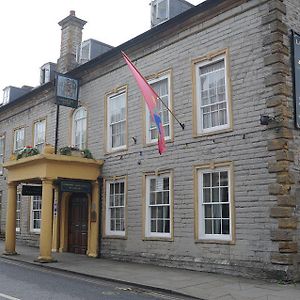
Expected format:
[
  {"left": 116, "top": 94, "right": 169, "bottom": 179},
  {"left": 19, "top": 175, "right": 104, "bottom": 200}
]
[
  {"left": 4, "top": 182, "right": 17, "bottom": 255},
  {"left": 52, "top": 188, "right": 60, "bottom": 252},
  {"left": 87, "top": 181, "right": 99, "bottom": 257},
  {"left": 37, "top": 178, "right": 55, "bottom": 262}
]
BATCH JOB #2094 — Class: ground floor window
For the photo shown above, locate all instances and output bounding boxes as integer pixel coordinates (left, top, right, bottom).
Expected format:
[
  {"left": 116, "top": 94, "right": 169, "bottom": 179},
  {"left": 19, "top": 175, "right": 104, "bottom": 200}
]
[
  {"left": 105, "top": 178, "right": 126, "bottom": 236},
  {"left": 196, "top": 163, "right": 233, "bottom": 241},
  {"left": 144, "top": 172, "right": 172, "bottom": 239},
  {"left": 31, "top": 196, "right": 42, "bottom": 233}
]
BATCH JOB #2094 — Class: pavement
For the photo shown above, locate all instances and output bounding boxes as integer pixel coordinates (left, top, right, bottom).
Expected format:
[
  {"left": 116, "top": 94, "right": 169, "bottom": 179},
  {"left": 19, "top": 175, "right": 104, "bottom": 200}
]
[{"left": 1, "top": 241, "right": 300, "bottom": 300}]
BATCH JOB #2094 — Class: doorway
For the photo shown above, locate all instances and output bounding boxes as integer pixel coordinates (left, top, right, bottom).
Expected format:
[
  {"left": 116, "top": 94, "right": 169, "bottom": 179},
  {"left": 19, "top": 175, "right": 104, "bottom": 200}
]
[{"left": 68, "top": 193, "right": 88, "bottom": 254}]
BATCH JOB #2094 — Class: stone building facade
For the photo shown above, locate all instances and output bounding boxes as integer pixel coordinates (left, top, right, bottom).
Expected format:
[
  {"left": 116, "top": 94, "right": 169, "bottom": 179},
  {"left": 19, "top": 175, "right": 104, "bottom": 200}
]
[{"left": 1, "top": 0, "right": 300, "bottom": 280}]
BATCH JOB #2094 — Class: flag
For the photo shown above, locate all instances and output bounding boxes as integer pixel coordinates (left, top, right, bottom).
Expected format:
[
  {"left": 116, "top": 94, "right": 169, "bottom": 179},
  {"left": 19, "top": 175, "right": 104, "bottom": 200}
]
[{"left": 121, "top": 51, "right": 166, "bottom": 154}]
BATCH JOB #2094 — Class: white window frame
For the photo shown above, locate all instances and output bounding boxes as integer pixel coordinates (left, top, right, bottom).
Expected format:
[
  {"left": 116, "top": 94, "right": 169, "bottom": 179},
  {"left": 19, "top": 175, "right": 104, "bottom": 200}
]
[
  {"left": 156, "top": 0, "right": 169, "bottom": 20},
  {"left": 145, "top": 173, "right": 172, "bottom": 239},
  {"left": 197, "top": 165, "right": 233, "bottom": 242},
  {"left": 3, "top": 88, "right": 10, "bottom": 105},
  {"left": 30, "top": 195, "right": 42, "bottom": 233},
  {"left": 146, "top": 74, "right": 172, "bottom": 144},
  {"left": 0, "top": 135, "right": 4, "bottom": 175},
  {"left": 195, "top": 53, "right": 230, "bottom": 135},
  {"left": 16, "top": 192, "right": 21, "bottom": 232},
  {"left": 13, "top": 127, "right": 25, "bottom": 153},
  {"left": 106, "top": 90, "right": 127, "bottom": 152},
  {"left": 72, "top": 107, "right": 87, "bottom": 150},
  {"left": 105, "top": 178, "right": 126, "bottom": 237},
  {"left": 34, "top": 119, "right": 46, "bottom": 153}
]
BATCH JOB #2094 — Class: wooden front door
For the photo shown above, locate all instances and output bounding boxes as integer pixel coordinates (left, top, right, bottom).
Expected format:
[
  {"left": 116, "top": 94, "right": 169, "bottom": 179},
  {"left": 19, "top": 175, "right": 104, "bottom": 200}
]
[{"left": 68, "top": 193, "right": 88, "bottom": 254}]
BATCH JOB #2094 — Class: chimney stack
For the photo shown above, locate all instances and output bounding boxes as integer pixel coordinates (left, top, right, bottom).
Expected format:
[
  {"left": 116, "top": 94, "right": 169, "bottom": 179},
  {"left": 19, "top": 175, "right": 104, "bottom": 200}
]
[{"left": 57, "top": 11, "right": 87, "bottom": 73}]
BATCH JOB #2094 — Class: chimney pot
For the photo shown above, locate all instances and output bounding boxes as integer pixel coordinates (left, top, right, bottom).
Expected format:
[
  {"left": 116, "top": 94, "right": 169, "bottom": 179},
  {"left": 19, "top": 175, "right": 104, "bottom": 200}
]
[{"left": 70, "top": 10, "right": 75, "bottom": 16}]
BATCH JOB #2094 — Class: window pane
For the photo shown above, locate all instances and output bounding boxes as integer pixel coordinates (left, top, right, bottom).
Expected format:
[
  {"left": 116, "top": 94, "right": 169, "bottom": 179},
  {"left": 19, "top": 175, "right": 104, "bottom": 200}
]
[
  {"left": 212, "top": 173, "right": 219, "bottom": 186},
  {"left": 212, "top": 188, "right": 219, "bottom": 202},
  {"left": 213, "top": 219, "right": 221, "bottom": 234},
  {"left": 213, "top": 204, "right": 221, "bottom": 218},
  {"left": 220, "top": 172, "right": 228, "bottom": 186},
  {"left": 205, "top": 220, "right": 212, "bottom": 234},
  {"left": 220, "top": 187, "right": 228, "bottom": 202},
  {"left": 203, "top": 188, "right": 211, "bottom": 203},
  {"left": 222, "top": 204, "right": 229, "bottom": 218},
  {"left": 222, "top": 219, "right": 230, "bottom": 235},
  {"left": 204, "top": 204, "right": 212, "bottom": 218},
  {"left": 203, "top": 173, "right": 210, "bottom": 187}
]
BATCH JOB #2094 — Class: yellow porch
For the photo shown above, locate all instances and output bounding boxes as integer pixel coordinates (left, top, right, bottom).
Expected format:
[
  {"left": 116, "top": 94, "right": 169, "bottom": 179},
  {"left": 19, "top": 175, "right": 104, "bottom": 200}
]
[{"left": 3, "top": 146, "right": 103, "bottom": 262}]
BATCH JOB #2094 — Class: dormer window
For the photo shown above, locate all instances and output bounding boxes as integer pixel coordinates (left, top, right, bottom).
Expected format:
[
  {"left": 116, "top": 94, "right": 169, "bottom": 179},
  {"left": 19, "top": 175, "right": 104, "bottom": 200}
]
[
  {"left": 156, "top": 0, "right": 168, "bottom": 20},
  {"left": 3, "top": 87, "right": 10, "bottom": 105}
]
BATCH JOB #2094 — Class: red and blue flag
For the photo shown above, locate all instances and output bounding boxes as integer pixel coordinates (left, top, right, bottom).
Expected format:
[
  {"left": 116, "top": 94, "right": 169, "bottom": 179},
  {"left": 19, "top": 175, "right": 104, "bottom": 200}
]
[{"left": 122, "top": 51, "right": 166, "bottom": 154}]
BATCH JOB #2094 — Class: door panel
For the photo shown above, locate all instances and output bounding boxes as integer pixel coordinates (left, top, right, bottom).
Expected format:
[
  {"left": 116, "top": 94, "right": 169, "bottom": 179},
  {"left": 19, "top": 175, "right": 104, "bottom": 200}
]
[{"left": 68, "top": 193, "right": 88, "bottom": 254}]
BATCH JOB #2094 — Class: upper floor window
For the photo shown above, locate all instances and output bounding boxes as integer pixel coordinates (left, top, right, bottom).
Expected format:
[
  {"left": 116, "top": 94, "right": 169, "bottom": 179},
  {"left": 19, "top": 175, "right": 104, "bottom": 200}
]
[
  {"left": 72, "top": 107, "right": 87, "bottom": 150},
  {"left": 146, "top": 74, "right": 172, "bottom": 144},
  {"left": 13, "top": 127, "right": 25, "bottom": 153},
  {"left": 34, "top": 119, "right": 46, "bottom": 153},
  {"left": 194, "top": 51, "right": 231, "bottom": 135},
  {"left": 0, "top": 136, "right": 4, "bottom": 175},
  {"left": 106, "top": 89, "right": 127, "bottom": 152},
  {"left": 3, "top": 88, "right": 10, "bottom": 105}
]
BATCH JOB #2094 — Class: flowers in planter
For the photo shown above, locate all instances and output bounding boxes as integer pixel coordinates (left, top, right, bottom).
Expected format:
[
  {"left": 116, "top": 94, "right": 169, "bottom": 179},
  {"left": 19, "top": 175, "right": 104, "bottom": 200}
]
[
  {"left": 16, "top": 146, "right": 40, "bottom": 160},
  {"left": 59, "top": 146, "right": 94, "bottom": 159}
]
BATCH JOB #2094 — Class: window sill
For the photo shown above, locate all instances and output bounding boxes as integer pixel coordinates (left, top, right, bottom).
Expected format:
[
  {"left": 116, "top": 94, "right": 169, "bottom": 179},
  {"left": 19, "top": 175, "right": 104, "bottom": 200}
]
[
  {"left": 144, "top": 137, "right": 173, "bottom": 148},
  {"left": 195, "top": 238, "right": 235, "bottom": 245},
  {"left": 103, "top": 235, "right": 127, "bottom": 240},
  {"left": 143, "top": 237, "right": 173, "bottom": 242},
  {"left": 30, "top": 231, "right": 40, "bottom": 235},
  {"left": 193, "top": 127, "right": 233, "bottom": 138},
  {"left": 104, "top": 147, "right": 128, "bottom": 156}
]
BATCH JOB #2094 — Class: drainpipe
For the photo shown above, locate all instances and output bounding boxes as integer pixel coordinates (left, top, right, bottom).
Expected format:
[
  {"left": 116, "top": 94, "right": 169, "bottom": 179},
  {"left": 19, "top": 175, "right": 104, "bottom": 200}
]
[{"left": 97, "top": 176, "right": 103, "bottom": 258}]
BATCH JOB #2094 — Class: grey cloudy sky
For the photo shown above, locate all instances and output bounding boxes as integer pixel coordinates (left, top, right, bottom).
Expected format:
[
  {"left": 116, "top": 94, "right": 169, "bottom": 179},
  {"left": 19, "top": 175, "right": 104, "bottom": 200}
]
[{"left": 0, "top": 0, "right": 202, "bottom": 102}]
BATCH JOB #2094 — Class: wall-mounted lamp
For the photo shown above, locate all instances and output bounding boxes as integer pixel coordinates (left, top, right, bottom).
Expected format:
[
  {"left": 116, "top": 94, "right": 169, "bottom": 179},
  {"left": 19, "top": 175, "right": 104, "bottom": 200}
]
[{"left": 260, "top": 114, "right": 281, "bottom": 125}]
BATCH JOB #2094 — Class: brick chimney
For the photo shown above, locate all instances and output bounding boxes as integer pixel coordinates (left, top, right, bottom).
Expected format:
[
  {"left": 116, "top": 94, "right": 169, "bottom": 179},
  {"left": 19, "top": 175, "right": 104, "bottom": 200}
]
[{"left": 57, "top": 11, "right": 87, "bottom": 73}]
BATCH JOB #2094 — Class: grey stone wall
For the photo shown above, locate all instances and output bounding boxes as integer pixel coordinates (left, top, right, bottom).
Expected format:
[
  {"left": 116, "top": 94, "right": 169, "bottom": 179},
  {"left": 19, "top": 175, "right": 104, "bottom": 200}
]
[{"left": 71, "top": 0, "right": 279, "bottom": 278}]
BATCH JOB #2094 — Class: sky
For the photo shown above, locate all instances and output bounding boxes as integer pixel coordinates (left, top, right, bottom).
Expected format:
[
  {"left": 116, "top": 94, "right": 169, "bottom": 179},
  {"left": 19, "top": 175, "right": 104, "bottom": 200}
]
[{"left": 0, "top": 0, "right": 202, "bottom": 103}]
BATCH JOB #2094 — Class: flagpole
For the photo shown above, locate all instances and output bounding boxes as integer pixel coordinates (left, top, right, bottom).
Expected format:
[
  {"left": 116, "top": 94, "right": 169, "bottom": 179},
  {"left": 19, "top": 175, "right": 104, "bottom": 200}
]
[{"left": 157, "top": 96, "right": 185, "bottom": 130}]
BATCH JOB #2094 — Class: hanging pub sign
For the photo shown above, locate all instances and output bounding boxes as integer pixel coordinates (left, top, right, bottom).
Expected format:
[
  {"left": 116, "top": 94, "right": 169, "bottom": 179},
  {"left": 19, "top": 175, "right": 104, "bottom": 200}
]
[
  {"left": 292, "top": 30, "right": 300, "bottom": 129},
  {"left": 55, "top": 74, "right": 79, "bottom": 108}
]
